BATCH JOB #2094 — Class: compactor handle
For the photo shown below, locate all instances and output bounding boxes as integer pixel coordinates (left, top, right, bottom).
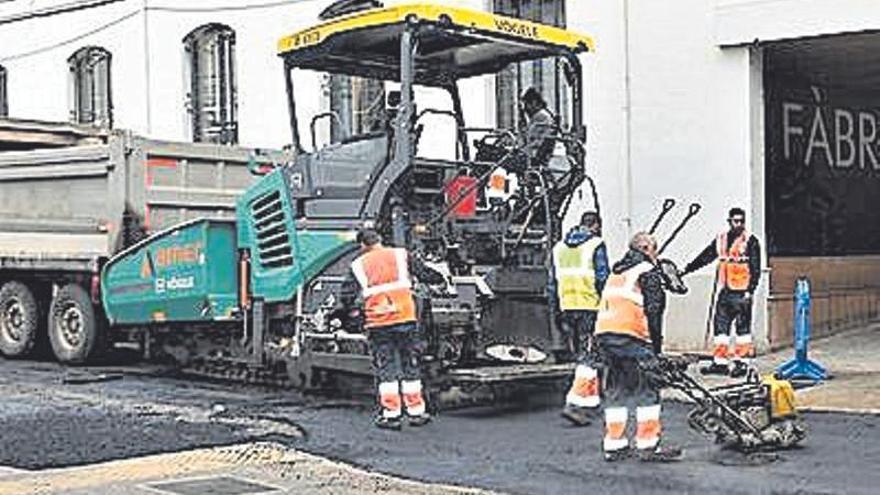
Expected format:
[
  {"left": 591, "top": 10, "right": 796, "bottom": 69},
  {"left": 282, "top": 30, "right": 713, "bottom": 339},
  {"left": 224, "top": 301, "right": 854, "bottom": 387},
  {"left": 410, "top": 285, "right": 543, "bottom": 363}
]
[
  {"left": 649, "top": 198, "right": 676, "bottom": 235},
  {"left": 658, "top": 202, "right": 702, "bottom": 255}
]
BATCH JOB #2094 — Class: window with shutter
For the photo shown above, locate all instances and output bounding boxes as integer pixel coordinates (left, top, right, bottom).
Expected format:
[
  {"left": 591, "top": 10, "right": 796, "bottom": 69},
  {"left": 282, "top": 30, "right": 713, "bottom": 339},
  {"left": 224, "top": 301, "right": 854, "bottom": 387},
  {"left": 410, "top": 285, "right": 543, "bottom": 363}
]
[
  {"left": 68, "top": 47, "right": 112, "bottom": 127},
  {"left": 184, "top": 24, "right": 238, "bottom": 145}
]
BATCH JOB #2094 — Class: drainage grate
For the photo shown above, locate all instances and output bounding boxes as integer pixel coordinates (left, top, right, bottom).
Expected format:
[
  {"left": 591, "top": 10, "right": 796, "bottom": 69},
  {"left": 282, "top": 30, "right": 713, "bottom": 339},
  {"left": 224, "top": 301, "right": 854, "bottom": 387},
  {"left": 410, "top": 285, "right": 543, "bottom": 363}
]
[{"left": 148, "top": 476, "right": 278, "bottom": 495}]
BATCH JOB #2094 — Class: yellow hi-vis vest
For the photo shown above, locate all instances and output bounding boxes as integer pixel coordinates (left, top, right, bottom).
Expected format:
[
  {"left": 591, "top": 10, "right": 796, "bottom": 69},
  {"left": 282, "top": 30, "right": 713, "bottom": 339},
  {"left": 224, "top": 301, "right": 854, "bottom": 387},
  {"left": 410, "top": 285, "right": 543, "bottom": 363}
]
[{"left": 553, "top": 236, "right": 604, "bottom": 311}]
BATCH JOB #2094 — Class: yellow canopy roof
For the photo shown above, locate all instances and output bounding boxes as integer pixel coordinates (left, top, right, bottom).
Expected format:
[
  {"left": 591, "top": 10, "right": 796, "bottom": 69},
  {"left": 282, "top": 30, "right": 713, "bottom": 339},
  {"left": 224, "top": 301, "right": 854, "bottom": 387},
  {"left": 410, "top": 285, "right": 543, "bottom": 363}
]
[{"left": 277, "top": 3, "right": 594, "bottom": 85}]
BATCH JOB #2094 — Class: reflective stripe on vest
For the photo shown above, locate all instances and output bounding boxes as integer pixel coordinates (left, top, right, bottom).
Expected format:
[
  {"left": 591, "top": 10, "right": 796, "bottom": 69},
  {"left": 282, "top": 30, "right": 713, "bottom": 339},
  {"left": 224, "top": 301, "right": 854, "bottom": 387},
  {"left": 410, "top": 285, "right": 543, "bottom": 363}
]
[
  {"left": 553, "top": 236, "right": 603, "bottom": 311},
  {"left": 595, "top": 261, "right": 653, "bottom": 343},
  {"left": 351, "top": 247, "right": 417, "bottom": 328},
  {"left": 717, "top": 230, "right": 751, "bottom": 291}
]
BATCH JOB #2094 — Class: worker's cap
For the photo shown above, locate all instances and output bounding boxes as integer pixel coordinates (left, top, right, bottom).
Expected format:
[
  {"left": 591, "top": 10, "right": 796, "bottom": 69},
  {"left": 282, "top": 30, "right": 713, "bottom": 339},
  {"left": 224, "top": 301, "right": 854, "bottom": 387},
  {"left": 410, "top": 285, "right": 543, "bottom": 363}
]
[
  {"left": 356, "top": 227, "right": 381, "bottom": 246},
  {"left": 580, "top": 211, "right": 601, "bottom": 227}
]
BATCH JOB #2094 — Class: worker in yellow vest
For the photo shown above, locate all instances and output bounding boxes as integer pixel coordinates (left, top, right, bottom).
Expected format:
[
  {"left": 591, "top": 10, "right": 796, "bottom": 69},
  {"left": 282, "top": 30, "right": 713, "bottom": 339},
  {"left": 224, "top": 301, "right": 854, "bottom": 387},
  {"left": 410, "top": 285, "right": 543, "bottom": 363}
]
[
  {"left": 553, "top": 211, "right": 609, "bottom": 426},
  {"left": 595, "top": 232, "right": 683, "bottom": 462},
  {"left": 341, "top": 228, "right": 445, "bottom": 430},
  {"left": 682, "top": 207, "right": 762, "bottom": 376}
]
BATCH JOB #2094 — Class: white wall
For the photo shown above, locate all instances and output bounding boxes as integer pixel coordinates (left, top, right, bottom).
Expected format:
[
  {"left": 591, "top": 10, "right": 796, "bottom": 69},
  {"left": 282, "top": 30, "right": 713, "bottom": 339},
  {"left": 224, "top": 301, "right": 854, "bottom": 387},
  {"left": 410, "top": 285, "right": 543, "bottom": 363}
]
[
  {"left": 564, "top": 1, "right": 740, "bottom": 349},
  {"left": 716, "top": 0, "right": 880, "bottom": 46},
  {"left": 0, "top": 0, "right": 486, "bottom": 149},
  {"left": 564, "top": 0, "right": 628, "bottom": 254},
  {"left": 145, "top": 0, "right": 483, "bottom": 149},
  {"left": 631, "top": 1, "right": 756, "bottom": 351},
  {"left": 567, "top": 0, "right": 880, "bottom": 350},
  {"left": 568, "top": 0, "right": 763, "bottom": 350},
  {"left": 144, "top": 0, "right": 331, "bottom": 148},
  {"left": 0, "top": 0, "right": 148, "bottom": 130}
]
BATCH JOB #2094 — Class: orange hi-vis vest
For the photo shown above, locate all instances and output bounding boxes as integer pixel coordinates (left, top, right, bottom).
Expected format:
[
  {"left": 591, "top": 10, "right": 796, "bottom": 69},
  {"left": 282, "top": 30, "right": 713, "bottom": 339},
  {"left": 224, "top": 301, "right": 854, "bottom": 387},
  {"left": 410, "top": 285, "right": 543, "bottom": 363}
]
[
  {"left": 595, "top": 261, "right": 654, "bottom": 343},
  {"left": 486, "top": 167, "right": 511, "bottom": 203},
  {"left": 717, "top": 230, "right": 751, "bottom": 291},
  {"left": 351, "top": 247, "right": 417, "bottom": 329}
]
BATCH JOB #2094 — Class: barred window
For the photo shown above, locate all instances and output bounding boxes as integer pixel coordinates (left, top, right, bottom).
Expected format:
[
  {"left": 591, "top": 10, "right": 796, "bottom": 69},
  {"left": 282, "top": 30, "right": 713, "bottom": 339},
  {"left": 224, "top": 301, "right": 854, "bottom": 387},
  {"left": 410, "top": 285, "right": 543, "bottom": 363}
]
[
  {"left": 0, "top": 65, "right": 7, "bottom": 118},
  {"left": 328, "top": 75, "right": 385, "bottom": 142},
  {"left": 68, "top": 47, "right": 112, "bottom": 127},
  {"left": 184, "top": 24, "right": 238, "bottom": 145},
  {"left": 494, "top": 0, "right": 568, "bottom": 131}
]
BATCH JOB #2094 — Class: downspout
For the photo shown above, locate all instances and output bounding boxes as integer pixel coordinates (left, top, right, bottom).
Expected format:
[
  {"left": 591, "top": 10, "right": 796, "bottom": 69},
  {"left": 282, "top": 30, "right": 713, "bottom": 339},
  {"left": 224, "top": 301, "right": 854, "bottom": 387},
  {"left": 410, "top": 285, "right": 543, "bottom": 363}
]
[
  {"left": 622, "top": 0, "right": 633, "bottom": 235},
  {"left": 142, "top": 0, "right": 152, "bottom": 134}
]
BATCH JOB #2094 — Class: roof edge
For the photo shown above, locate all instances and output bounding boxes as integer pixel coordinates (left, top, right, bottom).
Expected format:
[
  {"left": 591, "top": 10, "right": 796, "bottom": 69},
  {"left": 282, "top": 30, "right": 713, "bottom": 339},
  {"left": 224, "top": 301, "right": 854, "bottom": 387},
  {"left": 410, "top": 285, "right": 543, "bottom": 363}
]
[{"left": 277, "top": 3, "right": 594, "bottom": 56}]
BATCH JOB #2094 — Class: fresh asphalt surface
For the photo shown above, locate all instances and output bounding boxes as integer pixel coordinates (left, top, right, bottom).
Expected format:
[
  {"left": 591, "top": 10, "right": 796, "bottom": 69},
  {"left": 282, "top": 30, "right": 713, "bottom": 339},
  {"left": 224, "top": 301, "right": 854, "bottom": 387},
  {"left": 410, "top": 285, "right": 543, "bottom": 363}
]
[{"left": 1, "top": 357, "right": 878, "bottom": 495}]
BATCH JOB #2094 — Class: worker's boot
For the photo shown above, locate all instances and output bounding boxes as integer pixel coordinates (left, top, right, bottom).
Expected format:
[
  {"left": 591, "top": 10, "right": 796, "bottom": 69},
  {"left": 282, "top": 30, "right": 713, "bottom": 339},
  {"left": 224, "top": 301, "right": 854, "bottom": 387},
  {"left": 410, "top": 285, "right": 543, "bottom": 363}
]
[
  {"left": 374, "top": 416, "right": 403, "bottom": 431},
  {"left": 408, "top": 413, "right": 432, "bottom": 427},
  {"left": 561, "top": 406, "right": 596, "bottom": 427},
  {"left": 728, "top": 360, "right": 750, "bottom": 378},
  {"left": 700, "top": 361, "right": 729, "bottom": 376},
  {"left": 603, "top": 448, "right": 631, "bottom": 462},
  {"left": 636, "top": 444, "right": 684, "bottom": 462}
]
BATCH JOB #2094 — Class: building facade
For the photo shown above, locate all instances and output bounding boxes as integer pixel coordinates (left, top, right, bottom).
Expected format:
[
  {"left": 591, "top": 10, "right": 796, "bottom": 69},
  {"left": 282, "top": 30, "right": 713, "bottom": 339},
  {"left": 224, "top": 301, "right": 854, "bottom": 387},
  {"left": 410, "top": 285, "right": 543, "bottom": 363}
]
[{"left": 1, "top": 0, "right": 878, "bottom": 350}]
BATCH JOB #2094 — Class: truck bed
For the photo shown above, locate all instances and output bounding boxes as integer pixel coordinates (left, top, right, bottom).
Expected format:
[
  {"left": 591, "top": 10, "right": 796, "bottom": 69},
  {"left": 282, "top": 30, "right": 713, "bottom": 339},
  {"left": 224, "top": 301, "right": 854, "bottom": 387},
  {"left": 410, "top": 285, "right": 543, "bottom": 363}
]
[{"left": 0, "top": 123, "right": 282, "bottom": 273}]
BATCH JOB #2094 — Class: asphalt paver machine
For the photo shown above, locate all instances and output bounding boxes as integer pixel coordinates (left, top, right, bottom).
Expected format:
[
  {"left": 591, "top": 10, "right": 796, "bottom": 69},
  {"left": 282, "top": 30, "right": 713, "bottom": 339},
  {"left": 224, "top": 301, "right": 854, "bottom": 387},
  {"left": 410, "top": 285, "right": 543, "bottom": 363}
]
[{"left": 100, "top": 2, "right": 597, "bottom": 400}]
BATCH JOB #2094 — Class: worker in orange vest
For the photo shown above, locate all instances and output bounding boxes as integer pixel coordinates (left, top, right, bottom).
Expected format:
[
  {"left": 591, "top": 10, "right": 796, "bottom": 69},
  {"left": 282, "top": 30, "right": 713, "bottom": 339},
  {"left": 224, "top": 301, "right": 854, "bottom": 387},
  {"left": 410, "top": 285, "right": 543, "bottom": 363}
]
[
  {"left": 595, "top": 232, "right": 683, "bottom": 462},
  {"left": 341, "top": 228, "right": 445, "bottom": 430},
  {"left": 682, "top": 207, "right": 762, "bottom": 376}
]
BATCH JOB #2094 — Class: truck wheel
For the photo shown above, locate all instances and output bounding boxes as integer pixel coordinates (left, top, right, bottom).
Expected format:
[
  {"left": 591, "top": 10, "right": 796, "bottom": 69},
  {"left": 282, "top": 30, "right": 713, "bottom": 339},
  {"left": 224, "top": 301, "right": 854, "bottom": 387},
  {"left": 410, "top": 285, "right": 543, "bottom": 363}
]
[
  {"left": 0, "top": 281, "right": 40, "bottom": 357},
  {"left": 49, "top": 284, "right": 104, "bottom": 364}
]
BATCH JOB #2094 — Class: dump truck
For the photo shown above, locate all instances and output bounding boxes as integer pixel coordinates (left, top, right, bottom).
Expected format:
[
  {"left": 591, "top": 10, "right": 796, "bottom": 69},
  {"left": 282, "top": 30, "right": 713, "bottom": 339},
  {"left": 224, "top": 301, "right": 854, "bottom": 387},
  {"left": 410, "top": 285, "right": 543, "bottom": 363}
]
[
  {"left": 0, "top": 118, "right": 278, "bottom": 362},
  {"left": 0, "top": 2, "right": 596, "bottom": 398}
]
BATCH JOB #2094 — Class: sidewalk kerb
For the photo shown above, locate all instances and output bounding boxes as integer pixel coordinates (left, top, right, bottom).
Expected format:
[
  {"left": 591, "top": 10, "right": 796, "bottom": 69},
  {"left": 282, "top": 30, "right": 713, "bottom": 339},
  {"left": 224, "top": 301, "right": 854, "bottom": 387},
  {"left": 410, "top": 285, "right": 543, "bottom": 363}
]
[{"left": 799, "top": 406, "right": 880, "bottom": 416}]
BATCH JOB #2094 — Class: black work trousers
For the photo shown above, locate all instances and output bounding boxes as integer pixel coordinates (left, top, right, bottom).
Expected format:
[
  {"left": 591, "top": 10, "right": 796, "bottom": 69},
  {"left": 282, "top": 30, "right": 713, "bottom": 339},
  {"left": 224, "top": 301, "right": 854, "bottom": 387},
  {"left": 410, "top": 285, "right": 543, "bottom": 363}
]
[
  {"left": 368, "top": 322, "right": 425, "bottom": 383},
  {"left": 713, "top": 288, "right": 753, "bottom": 338},
  {"left": 596, "top": 334, "right": 660, "bottom": 408},
  {"left": 559, "top": 309, "right": 598, "bottom": 363}
]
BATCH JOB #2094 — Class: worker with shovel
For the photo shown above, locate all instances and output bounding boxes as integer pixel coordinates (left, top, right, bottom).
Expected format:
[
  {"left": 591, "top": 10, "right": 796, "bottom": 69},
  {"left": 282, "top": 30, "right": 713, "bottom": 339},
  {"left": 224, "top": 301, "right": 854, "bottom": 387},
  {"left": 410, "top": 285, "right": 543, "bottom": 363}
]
[{"left": 681, "top": 207, "right": 762, "bottom": 376}]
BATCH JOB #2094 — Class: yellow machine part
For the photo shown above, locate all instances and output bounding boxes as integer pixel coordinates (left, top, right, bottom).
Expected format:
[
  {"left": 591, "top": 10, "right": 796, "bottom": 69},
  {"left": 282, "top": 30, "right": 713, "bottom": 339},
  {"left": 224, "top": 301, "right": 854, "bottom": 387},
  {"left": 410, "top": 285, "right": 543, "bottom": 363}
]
[
  {"left": 763, "top": 374, "right": 798, "bottom": 418},
  {"left": 278, "top": 3, "right": 594, "bottom": 55}
]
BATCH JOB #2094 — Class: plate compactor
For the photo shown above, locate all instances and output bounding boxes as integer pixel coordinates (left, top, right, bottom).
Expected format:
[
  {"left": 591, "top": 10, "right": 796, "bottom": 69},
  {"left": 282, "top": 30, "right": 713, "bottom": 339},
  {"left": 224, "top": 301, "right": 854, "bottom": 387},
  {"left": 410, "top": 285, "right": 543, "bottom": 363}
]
[{"left": 655, "top": 354, "right": 808, "bottom": 452}]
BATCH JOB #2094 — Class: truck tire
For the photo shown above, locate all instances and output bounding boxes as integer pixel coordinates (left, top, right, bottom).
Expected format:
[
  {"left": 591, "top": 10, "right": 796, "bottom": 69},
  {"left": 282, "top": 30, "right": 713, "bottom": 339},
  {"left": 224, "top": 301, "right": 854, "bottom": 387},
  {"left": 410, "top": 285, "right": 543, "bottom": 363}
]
[
  {"left": 0, "top": 281, "right": 40, "bottom": 358},
  {"left": 48, "top": 284, "right": 105, "bottom": 364}
]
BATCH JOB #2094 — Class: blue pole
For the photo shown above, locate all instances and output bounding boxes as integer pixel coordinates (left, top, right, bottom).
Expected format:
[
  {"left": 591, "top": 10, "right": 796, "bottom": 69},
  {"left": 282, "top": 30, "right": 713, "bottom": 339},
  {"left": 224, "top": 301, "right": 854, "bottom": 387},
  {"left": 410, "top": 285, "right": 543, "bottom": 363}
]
[
  {"left": 794, "top": 278, "right": 810, "bottom": 363},
  {"left": 777, "top": 276, "right": 827, "bottom": 382}
]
